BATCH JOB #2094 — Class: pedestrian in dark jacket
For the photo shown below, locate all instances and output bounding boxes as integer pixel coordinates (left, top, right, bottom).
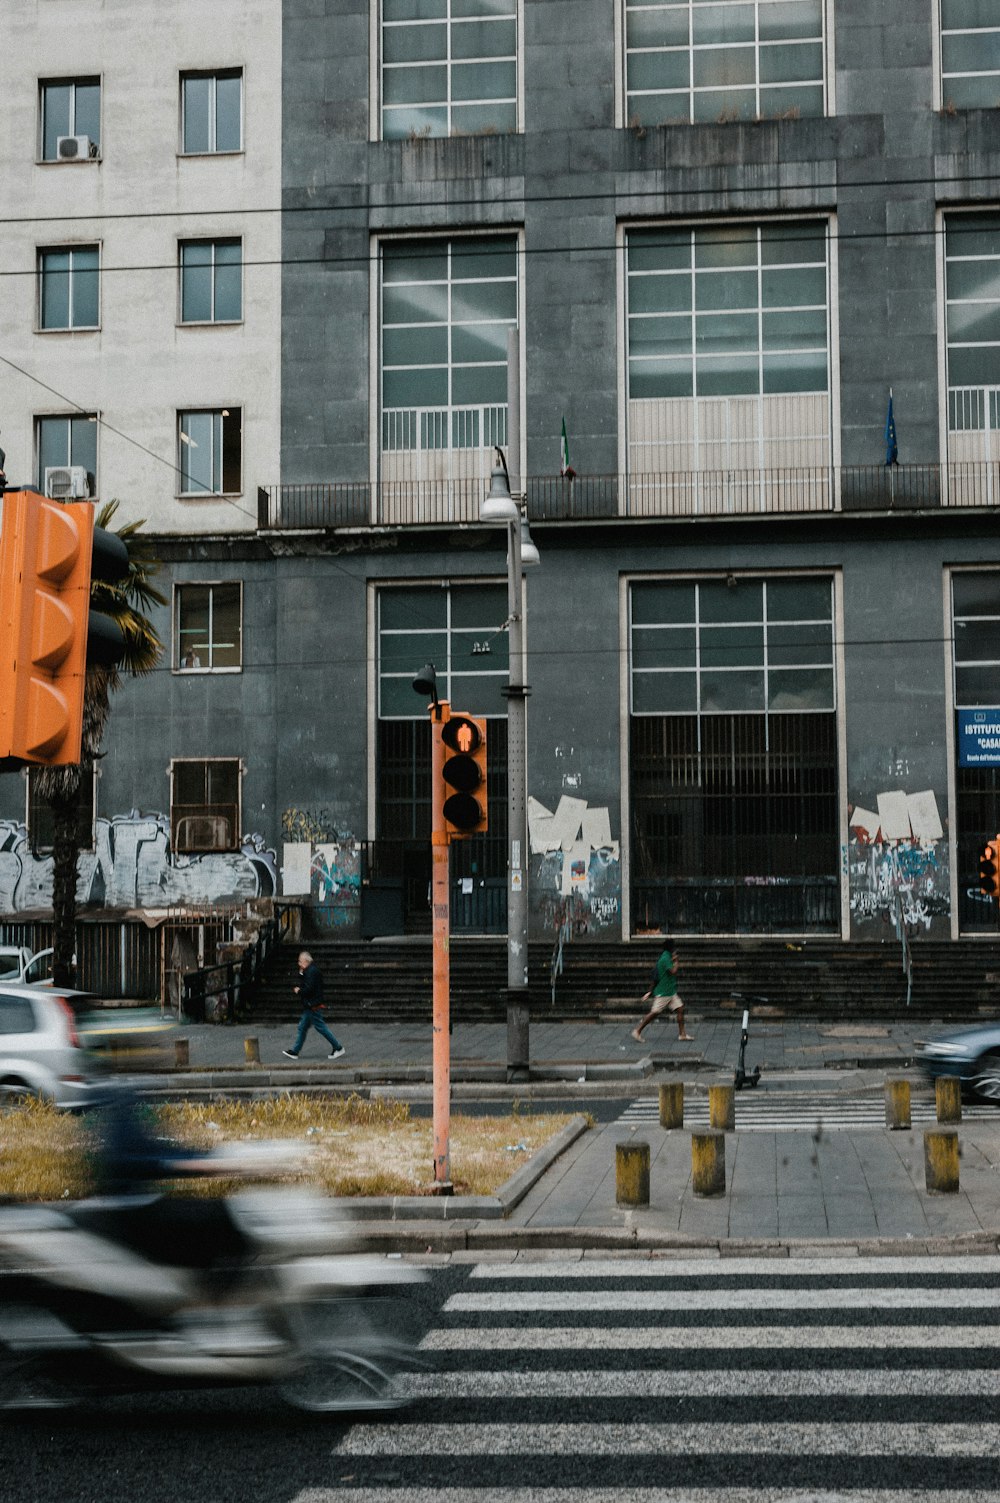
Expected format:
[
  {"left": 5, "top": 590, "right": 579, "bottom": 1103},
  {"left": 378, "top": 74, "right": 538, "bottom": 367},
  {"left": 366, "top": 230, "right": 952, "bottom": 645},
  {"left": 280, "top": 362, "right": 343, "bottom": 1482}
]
[{"left": 282, "top": 951, "right": 345, "bottom": 1060}]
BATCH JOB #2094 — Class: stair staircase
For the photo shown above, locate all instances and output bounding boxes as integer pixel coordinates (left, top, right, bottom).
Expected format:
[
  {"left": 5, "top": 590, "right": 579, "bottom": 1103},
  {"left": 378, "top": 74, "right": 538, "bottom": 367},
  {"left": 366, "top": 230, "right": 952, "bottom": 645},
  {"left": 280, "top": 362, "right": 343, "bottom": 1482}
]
[{"left": 245, "top": 935, "right": 1000, "bottom": 1025}]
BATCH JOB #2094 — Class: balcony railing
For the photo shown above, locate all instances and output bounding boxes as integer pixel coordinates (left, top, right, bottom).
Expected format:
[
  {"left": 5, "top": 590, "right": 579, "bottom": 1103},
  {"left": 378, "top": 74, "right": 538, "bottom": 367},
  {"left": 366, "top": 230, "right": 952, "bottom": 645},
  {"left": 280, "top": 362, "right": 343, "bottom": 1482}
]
[{"left": 258, "top": 461, "right": 1000, "bottom": 530}]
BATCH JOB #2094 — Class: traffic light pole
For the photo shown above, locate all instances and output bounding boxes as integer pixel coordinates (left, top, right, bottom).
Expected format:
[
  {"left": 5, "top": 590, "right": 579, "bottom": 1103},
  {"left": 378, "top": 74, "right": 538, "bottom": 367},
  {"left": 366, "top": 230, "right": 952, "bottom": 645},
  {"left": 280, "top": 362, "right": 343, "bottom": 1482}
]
[
  {"left": 504, "top": 328, "right": 530, "bottom": 1081},
  {"left": 430, "top": 702, "right": 452, "bottom": 1190}
]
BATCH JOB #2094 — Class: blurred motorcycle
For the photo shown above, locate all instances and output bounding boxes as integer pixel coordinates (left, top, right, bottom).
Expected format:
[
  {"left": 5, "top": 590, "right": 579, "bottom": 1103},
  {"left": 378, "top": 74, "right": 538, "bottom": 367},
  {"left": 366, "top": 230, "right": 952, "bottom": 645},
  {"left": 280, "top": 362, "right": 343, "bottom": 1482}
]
[{"left": 0, "top": 1156, "right": 427, "bottom": 1413}]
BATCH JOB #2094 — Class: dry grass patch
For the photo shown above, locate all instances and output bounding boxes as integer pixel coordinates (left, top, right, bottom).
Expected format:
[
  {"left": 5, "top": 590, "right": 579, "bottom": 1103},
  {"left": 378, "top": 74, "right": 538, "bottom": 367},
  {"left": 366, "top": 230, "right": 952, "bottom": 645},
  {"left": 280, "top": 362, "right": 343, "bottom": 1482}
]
[{"left": 1, "top": 1095, "right": 580, "bottom": 1200}]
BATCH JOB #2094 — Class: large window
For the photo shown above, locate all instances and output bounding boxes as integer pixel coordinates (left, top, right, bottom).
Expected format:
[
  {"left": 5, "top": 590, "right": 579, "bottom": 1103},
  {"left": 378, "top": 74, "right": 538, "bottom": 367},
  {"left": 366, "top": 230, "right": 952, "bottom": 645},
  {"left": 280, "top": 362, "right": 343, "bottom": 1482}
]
[
  {"left": 953, "top": 571, "right": 1000, "bottom": 934},
  {"left": 174, "top": 582, "right": 242, "bottom": 671},
  {"left": 35, "top": 414, "right": 97, "bottom": 497},
  {"left": 627, "top": 222, "right": 828, "bottom": 401},
  {"left": 624, "top": 0, "right": 826, "bottom": 127},
  {"left": 378, "top": 582, "right": 509, "bottom": 717},
  {"left": 38, "top": 246, "right": 100, "bottom": 330},
  {"left": 629, "top": 575, "right": 838, "bottom": 933},
  {"left": 181, "top": 70, "right": 242, "bottom": 154},
  {"left": 40, "top": 78, "right": 100, "bottom": 160},
  {"left": 945, "top": 213, "right": 1000, "bottom": 489},
  {"left": 941, "top": 1, "right": 1000, "bottom": 111},
  {"left": 381, "top": 0, "right": 517, "bottom": 140},
  {"left": 178, "top": 409, "right": 242, "bottom": 496},
  {"left": 170, "top": 758, "right": 241, "bottom": 853},
  {"left": 631, "top": 576, "right": 834, "bottom": 714},
  {"left": 179, "top": 240, "right": 242, "bottom": 323}
]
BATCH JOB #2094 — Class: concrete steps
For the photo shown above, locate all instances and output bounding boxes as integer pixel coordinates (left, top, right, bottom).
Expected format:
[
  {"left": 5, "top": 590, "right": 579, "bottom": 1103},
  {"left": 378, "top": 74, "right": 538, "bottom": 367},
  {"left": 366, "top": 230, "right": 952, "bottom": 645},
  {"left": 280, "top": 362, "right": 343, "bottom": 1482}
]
[{"left": 245, "top": 935, "right": 1000, "bottom": 1024}]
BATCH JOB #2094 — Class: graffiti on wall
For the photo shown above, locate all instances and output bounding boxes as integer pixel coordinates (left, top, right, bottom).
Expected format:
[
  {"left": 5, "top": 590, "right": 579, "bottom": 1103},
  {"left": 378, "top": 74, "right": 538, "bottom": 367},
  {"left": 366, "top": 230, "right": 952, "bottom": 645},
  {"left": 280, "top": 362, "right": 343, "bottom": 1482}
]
[
  {"left": 847, "top": 788, "right": 949, "bottom": 934},
  {"left": 280, "top": 839, "right": 361, "bottom": 930},
  {"left": 0, "top": 812, "right": 277, "bottom": 914},
  {"left": 528, "top": 794, "right": 621, "bottom": 936},
  {"left": 280, "top": 806, "right": 345, "bottom": 846}
]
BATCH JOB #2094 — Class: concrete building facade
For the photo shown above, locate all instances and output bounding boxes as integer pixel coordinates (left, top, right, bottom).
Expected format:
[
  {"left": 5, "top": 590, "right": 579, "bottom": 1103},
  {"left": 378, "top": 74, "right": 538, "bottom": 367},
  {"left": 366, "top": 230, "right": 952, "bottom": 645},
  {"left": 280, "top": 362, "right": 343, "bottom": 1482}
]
[{"left": 2, "top": 0, "right": 1000, "bottom": 953}]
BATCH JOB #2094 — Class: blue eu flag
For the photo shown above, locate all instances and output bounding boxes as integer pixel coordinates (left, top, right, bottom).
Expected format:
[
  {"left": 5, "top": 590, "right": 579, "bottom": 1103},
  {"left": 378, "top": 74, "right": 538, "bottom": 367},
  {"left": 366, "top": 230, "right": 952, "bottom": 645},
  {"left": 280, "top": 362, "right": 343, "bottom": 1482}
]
[{"left": 884, "top": 392, "right": 898, "bottom": 466}]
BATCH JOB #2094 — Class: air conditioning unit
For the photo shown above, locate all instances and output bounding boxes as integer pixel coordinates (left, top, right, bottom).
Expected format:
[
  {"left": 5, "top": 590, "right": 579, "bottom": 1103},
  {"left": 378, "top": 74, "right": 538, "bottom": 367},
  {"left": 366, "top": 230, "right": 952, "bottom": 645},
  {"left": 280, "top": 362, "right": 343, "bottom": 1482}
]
[
  {"left": 44, "top": 465, "right": 90, "bottom": 500},
  {"left": 56, "top": 134, "right": 97, "bottom": 161}
]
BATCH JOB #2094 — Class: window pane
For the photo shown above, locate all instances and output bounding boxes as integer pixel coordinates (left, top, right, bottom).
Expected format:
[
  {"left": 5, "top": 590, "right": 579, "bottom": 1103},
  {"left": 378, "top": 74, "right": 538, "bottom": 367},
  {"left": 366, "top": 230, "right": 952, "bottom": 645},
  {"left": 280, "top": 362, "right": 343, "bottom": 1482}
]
[
  {"left": 767, "top": 625, "right": 832, "bottom": 666},
  {"left": 451, "top": 59, "right": 516, "bottom": 101},
  {"left": 383, "top": 103, "right": 449, "bottom": 136},
  {"left": 174, "top": 760, "right": 207, "bottom": 804},
  {"left": 211, "top": 586, "right": 242, "bottom": 668},
  {"left": 42, "top": 83, "right": 71, "bottom": 158},
  {"left": 760, "top": 41, "right": 823, "bottom": 84},
  {"left": 947, "top": 259, "right": 1000, "bottom": 302},
  {"left": 759, "top": 0, "right": 822, "bottom": 42},
  {"left": 451, "top": 279, "right": 517, "bottom": 322},
  {"left": 384, "top": 24, "right": 449, "bottom": 64},
  {"left": 700, "top": 670, "right": 764, "bottom": 712},
  {"left": 383, "top": 367, "right": 449, "bottom": 406},
  {"left": 180, "top": 412, "right": 213, "bottom": 492},
  {"left": 221, "top": 411, "right": 241, "bottom": 492},
  {"left": 74, "top": 82, "right": 101, "bottom": 146},
  {"left": 762, "top": 348, "right": 827, "bottom": 393},
  {"left": 695, "top": 271, "right": 757, "bottom": 311},
  {"left": 954, "top": 619, "right": 1000, "bottom": 661},
  {"left": 69, "top": 417, "right": 97, "bottom": 483},
  {"left": 701, "top": 625, "right": 764, "bottom": 668},
  {"left": 384, "top": 62, "right": 448, "bottom": 103},
  {"left": 700, "top": 579, "right": 763, "bottom": 623},
  {"left": 943, "top": 33, "right": 1000, "bottom": 74},
  {"left": 206, "top": 760, "right": 239, "bottom": 805},
  {"left": 956, "top": 666, "right": 1000, "bottom": 704},
  {"left": 762, "top": 308, "right": 826, "bottom": 349},
  {"left": 696, "top": 355, "right": 759, "bottom": 395},
  {"left": 695, "top": 312, "right": 758, "bottom": 354},
  {"left": 693, "top": 47, "right": 755, "bottom": 88},
  {"left": 178, "top": 585, "right": 212, "bottom": 665},
  {"left": 629, "top": 232, "right": 691, "bottom": 275},
  {"left": 214, "top": 243, "right": 242, "bottom": 321},
  {"left": 73, "top": 248, "right": 99, "bottom": 326},
  {"left": 183, "top": 76, "right": 210, "bottom": 152},
  {"left": 215, "top": 74, "right": 242, "bottom": 150},
  {"left": 943, "top": 0, "right": 1000, "bottom": 23},
  {"left": 383, "top": 282, "right": 450, "bottom": 324},
  {"left": 382, "top": 586, "right": 448, "bottom": 631},
  {"left": 629, "top": 314, "right": 693, "bottom": 355},
  {"left": 450, "top": 100, "right": 517, "bottom": 132},
  {"left": 632, "top": 671, "right": 699, "bottom": 713},
  {"left": 626, "top": 8, "right": 690, "bottom": 48},
  {"left": 696, "top": 226, "right": 757, "bottom": 270},
  {"left": 40, "top": 252, "right": 70, "bottom": 328},
  {"left": 451, "top": 322, "right": 510, "bottom": 362},
  {"left": 761, "top": 222, "right": 827, "bottom": 264},
  {"left": 953, "top": 573, "right": 1000, "bottom": 616},
  {"left": 629, "top": 274, "right": 692, "bottom": 315},
  {"left": 767, "top": 667, "right": 833, "bottom": 710},
  {"left": 451, "top": 19, "right": 516, "bottom": 58},
  {"left": 767, "top": 577, "right": 831, "bottom": 620},
  {"left": 631, "top": 581, "right": 697, "bottom": 625},
  {"left": 38, "top": 418, "right": 69, "bottom": 478},
  {"left": 385, "top": 0, "right": 446, "bottom": 18},
  {"left": 451, "top": 364, "right": 507, "bottom": 403},
  {"left": 692, "top": 4, "right": 755, "bottom": 44},
  {"left": 449, "top": 672, "right": 508, "bottom": 711},
  {"left": 631, "top": 626, "right": 697, "bottom": 670},
  {"left": 629, "top": 358, "right": 693, "bottom": 397}
]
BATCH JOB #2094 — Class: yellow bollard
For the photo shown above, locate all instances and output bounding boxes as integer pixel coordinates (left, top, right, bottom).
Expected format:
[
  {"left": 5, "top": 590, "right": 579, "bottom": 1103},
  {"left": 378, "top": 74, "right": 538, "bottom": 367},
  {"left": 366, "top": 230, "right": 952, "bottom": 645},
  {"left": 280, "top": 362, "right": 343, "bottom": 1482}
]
[
  {"left": 659, "top": 1081, "right": 684, "bottom": 1129},
  {"left": 935, "top": 1075, "right": 962, "bottom": 1124},
  {"left": 691, "top": 1131, "right": 726, "bottom": 1197},
  {"left": 924, "top": 1128, "right": 960, "bottom": 1193},
  {"left": 174, "top": 1037, "right": 189, "bottom": 1068},
  {"left": 708, "top": 1083, "right": 735, "bottom": 1132},
  {"left": 244, "top": 1036, "right": 260, "bottom": 1065},
  {"left": 884, "top": 1078, "right": 911, "bottom": 1130},
  {"left": 616, "top": 1140, "right": 650, "bottom": 1207}
]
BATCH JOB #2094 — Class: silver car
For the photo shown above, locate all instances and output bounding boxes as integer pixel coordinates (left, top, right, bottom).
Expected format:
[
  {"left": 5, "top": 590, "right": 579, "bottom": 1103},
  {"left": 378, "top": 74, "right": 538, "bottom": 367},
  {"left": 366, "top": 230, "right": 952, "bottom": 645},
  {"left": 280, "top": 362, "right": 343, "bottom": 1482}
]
[{"left": 0, "top": 984, "right": 94, "bottom": 1107}]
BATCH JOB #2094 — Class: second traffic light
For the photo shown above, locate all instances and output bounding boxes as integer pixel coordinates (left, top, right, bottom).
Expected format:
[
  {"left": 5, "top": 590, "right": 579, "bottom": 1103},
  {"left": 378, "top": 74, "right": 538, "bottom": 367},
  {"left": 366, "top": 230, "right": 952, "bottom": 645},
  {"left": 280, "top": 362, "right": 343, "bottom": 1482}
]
[
  {"left": 978, "top": 837, "right": 1000, "bottom": 901},
  {"left": 440, "top": 710, "right": 488, "bottom": 839}
]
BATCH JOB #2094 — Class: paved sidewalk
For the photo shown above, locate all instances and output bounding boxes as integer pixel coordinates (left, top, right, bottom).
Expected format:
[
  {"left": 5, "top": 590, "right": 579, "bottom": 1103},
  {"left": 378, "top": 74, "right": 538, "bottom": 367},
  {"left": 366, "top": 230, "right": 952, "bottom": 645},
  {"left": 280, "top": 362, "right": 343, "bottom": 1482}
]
[{"left": 140, "top": 1012, "right": 1000, "bottom": 1252}]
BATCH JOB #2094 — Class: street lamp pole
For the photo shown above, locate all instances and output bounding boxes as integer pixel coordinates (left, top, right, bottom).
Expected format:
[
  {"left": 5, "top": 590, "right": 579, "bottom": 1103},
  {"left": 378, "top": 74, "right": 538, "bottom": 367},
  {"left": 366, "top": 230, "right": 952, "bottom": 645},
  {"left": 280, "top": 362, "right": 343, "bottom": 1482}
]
[{"left": 481, "top": 328, "right": 537, "bottom": 1081}]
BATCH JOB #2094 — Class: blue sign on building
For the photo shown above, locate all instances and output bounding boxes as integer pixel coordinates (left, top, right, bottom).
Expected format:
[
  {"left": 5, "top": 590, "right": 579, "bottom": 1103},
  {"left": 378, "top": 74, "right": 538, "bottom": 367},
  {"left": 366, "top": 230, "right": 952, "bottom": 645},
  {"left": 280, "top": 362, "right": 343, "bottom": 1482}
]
[{"left": 959, "top": 710, "right": 1000, "bottom": 767}]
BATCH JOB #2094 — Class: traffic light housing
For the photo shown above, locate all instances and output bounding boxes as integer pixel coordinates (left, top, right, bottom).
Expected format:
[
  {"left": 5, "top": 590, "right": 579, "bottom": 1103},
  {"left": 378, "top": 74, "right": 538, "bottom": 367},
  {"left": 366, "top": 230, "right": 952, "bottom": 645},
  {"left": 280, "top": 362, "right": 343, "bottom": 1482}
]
[
  {"left": 440, "top": 710, "right": 488, "bottom": 839},
  {"left": 0, "top": 490, "right": 128, "bottom": 769},
  {"left": 978, "top": 837, "right": 1000, "bottom": 900}
]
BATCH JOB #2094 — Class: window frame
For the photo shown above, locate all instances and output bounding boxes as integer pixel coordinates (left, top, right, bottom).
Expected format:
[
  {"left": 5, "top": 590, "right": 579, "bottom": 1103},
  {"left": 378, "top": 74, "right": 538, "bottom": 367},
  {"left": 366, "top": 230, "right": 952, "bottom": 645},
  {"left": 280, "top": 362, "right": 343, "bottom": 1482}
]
[
  {"left": 177, "top": 407, "right": 243, "bottom": 497},
  {"left": 37, "top": 243, "right": 101, "bottom": 332},
  {"left": 34, "top": 412, "right": 99, "bottom": 496},
  {"left": 26, "top": 764, "right": 97, "bottom": 855},
  {"left": 377, "top": 0, "right": 521, "bottom": 142},
  {"left": 38, "top": 76, "right": 102, "bottom": 162},
  {"left": 178, "top": 237, "right": 244, "bottom": 325},
  {"left": 620, "top": 0, "right": 832, "bottom": 130},
  {"left": 179, "top": 68, "right": 244, "bottom": 156},
  {"left": 173, "top": 580, "right": 244, "bottom": 674},
  {"left": 376, "top": 579, "right": 511, "bottom": 720},
  {"left": 169, "top": 756, "right": 243, "bottom": 854},
  {"left": 938, "top": 0, "right": 1000, "bottom": 113}
]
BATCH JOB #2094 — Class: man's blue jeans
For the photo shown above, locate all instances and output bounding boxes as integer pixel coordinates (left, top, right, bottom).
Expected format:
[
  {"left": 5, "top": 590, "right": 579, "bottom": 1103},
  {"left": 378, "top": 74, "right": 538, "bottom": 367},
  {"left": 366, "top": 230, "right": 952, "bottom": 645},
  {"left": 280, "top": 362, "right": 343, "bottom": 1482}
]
[{"left": 289, "top": 1007, "right": 342, "bottom": 1055}]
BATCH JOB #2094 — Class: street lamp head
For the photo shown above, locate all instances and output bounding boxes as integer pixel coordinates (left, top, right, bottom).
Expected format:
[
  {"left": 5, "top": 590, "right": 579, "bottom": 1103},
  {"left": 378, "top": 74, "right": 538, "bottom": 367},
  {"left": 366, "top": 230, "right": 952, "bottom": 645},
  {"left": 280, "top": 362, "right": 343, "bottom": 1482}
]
[
  {"left": 481, "top": 449, "right": 519, "bottom": 524},
  {"left": 518, "top": 514, "right": 540, "bottom": 568},
  {"left": 412, "top": 662, "right": 439, "bottom": 705}
]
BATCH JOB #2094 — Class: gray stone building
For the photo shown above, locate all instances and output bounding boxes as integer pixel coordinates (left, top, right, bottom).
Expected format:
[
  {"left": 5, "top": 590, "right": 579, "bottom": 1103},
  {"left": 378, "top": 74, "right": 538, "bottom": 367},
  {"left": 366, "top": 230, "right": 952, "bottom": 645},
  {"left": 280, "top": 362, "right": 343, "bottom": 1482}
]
[{"left": 3, "top": 0, "right": 1000, "bottom": 951}]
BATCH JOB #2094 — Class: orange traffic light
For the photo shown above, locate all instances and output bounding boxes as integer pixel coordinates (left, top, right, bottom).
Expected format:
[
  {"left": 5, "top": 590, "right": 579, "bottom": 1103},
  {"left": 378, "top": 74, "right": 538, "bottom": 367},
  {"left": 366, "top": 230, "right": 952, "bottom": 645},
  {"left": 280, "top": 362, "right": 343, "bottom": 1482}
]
[
  {"left": 440, "top": 710, "right": 488, "bottom": 839},
  {"left": 0, "top": 490, "right": 95, "bottom": 767},
  {"left": 978, "top": 837, "right": 1000, "bottom": 901}
]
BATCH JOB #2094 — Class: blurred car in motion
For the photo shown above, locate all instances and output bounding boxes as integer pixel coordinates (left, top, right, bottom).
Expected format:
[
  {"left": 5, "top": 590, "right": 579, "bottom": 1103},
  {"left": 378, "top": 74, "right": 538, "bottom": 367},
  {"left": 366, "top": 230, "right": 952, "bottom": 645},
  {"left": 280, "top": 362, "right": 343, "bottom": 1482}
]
[
  {"left": 916, "top": 1022, "right": 1000, "bottom": 1101},
  {"left": 0, "top": 946, "right": 54, "bottom": 985},
  {"left": 0, "top": 983, "right": 93, "bottom": 1107}
]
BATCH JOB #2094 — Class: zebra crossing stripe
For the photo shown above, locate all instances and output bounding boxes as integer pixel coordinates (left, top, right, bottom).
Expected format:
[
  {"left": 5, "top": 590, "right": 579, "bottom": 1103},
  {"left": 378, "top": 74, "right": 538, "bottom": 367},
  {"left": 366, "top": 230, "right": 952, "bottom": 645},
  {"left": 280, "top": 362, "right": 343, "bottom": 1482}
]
[
  {"left": 293, "top": 1492, "right": 1000, "bottom": 1503},
  {"left": 444, "top": 1287, "right": 1000, "bottom": 1312},
  {"left": 398, "top": 1368, "right": 1000, "bottom": 1398},
  {"left": 335, "top": 1420, "right": 1000, "bottom": 1457},
  {"left": 421, "top": 1323, "right": 997, "bottom": 1350},
  {"left": 469, "top": 1256, "right": 1000, "bottom": 1279}
]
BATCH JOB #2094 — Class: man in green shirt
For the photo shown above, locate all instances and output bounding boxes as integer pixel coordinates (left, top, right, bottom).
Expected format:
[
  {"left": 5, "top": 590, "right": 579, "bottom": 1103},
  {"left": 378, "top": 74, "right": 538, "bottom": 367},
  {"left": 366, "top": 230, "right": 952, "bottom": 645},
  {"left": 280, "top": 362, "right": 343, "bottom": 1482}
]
[{"left": 632, "top": 939, "right": 693, "bottom": 1044}]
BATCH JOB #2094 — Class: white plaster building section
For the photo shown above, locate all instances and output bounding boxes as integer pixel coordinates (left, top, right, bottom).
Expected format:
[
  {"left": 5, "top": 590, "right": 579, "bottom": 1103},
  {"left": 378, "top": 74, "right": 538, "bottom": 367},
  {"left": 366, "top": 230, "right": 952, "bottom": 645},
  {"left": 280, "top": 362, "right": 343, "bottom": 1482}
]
[{"left": 0, "top": 1, "right": 281, "bottom": 535}]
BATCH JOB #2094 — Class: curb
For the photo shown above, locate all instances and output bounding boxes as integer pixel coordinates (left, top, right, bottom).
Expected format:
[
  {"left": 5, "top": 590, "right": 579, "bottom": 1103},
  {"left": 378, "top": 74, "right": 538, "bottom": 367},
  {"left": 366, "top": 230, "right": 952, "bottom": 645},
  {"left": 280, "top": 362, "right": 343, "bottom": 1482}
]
[{"left": 326, "top": 1114, "right": 590, "bottom": 1223}]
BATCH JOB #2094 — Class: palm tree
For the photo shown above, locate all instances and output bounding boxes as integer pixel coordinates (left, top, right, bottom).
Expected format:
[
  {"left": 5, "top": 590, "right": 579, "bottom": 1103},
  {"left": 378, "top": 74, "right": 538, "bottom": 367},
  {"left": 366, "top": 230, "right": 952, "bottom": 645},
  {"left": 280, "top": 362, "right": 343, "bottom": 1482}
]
[{"left": 34, "top": 502, "right": 166, "bottom": 988}]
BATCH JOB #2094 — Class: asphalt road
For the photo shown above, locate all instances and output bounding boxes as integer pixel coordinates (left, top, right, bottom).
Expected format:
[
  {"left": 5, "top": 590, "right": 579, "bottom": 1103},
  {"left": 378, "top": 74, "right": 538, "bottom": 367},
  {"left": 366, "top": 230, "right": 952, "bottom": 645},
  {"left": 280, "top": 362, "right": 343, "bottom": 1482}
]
[{"left": 9, "top": 1257, "right": 1000, "bottom": 1500}]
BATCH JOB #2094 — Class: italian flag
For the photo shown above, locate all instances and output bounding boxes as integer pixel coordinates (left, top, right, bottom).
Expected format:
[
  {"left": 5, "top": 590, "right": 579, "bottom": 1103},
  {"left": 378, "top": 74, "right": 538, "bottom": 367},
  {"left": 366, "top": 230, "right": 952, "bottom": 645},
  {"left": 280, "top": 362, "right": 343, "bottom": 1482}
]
[{"left": 560, "top": 417, "right": 570, "bottom": 476}]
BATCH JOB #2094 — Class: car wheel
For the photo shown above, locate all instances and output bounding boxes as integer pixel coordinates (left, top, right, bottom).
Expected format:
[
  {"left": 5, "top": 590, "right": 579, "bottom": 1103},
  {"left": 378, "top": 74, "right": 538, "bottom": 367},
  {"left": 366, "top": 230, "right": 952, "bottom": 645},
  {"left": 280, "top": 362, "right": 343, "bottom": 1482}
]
[
  {"left": 0, "top": 1078, "right": 39, "bottom": 1106},
  {"left": 972, "top": 1052, "right": 1000, "bottom": 1102}
]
